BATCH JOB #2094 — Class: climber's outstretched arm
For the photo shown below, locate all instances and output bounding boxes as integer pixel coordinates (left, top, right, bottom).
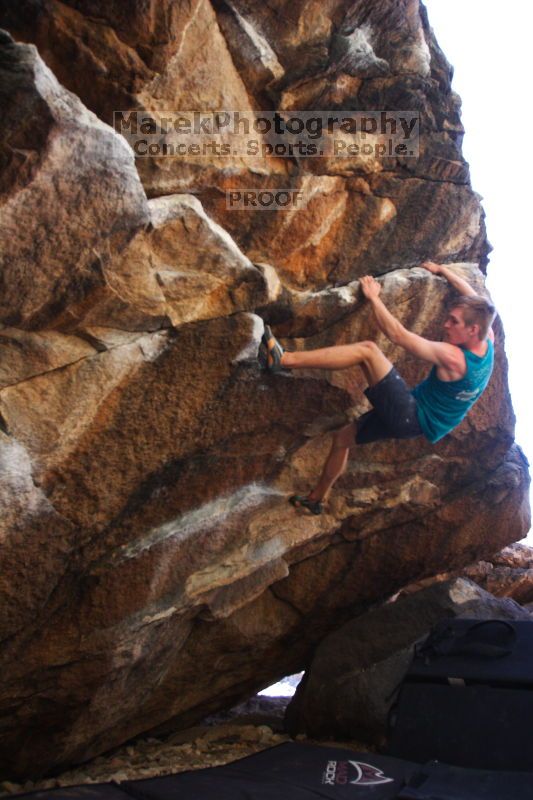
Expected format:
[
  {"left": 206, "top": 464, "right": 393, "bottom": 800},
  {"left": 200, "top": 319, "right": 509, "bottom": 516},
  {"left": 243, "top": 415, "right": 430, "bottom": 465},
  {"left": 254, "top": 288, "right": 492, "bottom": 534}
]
[
  {"left": 421, "top": 260, "right": 478, "bottom": 297},
  {"left": 421, "top": 261, "right": 495, "bottom": 342},
  {"left": 360, "top": 276, "right": 465, "bottom": 372}
]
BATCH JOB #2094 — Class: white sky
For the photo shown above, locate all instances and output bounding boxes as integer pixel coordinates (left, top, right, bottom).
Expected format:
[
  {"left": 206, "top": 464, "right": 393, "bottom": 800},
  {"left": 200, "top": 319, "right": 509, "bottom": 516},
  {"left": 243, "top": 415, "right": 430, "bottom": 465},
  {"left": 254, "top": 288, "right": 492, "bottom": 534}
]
[{"left": 423, "top": 0, "right": 532, "bottom": 540}]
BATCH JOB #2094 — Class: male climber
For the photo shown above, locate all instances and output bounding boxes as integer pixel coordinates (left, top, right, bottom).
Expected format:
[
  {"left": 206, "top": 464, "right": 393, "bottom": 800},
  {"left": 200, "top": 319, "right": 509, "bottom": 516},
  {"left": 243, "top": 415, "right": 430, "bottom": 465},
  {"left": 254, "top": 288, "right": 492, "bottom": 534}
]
[{"left": 260, "top": 261, "right": 496, "bottom": 514}]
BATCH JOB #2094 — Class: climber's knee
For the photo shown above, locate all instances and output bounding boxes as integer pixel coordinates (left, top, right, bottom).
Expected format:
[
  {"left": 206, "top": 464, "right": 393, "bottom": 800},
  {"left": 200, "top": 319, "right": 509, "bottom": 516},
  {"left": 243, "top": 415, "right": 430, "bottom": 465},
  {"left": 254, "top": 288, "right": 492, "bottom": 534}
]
[
  {"left": 332, "top": 423, "right": 356, "bottom": 449},
  {"left": 358, "top": 340, "right": 393, "bottom": 386},
  {"left": 359, "top": 340, "right": 383, "bottom": 362}
]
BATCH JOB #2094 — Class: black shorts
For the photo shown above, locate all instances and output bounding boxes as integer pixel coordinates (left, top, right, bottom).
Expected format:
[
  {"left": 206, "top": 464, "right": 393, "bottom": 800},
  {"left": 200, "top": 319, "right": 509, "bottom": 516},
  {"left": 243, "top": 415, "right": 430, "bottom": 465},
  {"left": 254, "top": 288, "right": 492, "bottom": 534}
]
[{"left": 355, "top": 366, "right": 423, "bottom": 445}]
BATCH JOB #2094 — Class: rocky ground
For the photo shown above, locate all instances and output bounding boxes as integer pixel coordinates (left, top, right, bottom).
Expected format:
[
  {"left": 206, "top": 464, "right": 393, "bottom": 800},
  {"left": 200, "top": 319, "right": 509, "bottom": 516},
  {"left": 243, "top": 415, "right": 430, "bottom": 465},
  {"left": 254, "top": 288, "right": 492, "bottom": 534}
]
[{"left": 0, "top": 692, "right": 370, "bottom": 797}]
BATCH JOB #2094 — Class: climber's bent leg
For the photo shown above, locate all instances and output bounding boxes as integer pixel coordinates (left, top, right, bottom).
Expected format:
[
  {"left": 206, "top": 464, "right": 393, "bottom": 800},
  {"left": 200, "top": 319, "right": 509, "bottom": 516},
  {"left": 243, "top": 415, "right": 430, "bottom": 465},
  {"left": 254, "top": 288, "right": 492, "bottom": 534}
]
[
  {"left": 303, "top": 368, "right": 424, "bottom": 505},
  {"left": 307, "top": 423, "right": 355, "bottom": 503},
  {"left": 281, "top": 340, "right": 393, "bottom": 386}
]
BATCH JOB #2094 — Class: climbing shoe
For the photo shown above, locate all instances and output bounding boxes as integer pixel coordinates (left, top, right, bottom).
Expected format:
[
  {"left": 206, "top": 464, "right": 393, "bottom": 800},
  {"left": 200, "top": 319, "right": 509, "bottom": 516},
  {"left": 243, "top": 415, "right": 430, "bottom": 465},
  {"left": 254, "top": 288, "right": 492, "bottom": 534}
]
[{"left": 289, "top": 494, "right": 323, "bottom": 515}]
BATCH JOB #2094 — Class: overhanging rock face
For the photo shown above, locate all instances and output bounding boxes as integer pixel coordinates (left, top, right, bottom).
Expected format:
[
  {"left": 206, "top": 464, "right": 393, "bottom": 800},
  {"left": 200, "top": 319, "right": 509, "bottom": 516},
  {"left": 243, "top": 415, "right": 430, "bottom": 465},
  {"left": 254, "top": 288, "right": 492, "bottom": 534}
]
[{"left": 0, "top": 0, "right": 530, "bottom": 780}]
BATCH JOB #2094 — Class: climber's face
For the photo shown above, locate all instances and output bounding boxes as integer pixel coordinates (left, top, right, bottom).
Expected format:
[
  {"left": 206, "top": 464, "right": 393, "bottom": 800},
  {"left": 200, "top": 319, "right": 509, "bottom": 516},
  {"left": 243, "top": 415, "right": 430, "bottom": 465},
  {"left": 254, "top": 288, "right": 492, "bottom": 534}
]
[{"left": 443, "top": 307, "right": 479, "bottom": 346}]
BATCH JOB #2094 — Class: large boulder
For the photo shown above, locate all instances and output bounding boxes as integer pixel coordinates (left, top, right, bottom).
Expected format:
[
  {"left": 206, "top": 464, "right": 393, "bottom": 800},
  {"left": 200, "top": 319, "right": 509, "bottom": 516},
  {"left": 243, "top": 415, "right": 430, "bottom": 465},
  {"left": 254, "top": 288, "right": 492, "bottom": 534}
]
[
  {"left": 0, "top": 0, "right": 530, "bottom": 782},
  {"left": 285, "top": 578, "right": 532, "bottom": 743}
]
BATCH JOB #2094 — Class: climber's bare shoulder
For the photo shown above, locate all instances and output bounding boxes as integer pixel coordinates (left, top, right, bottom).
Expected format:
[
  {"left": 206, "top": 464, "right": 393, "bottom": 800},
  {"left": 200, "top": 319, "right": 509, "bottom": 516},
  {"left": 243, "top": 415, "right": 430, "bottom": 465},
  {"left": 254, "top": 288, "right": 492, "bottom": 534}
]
[{"left": 395, "top": 329, "right": 467, "bottom": 375}]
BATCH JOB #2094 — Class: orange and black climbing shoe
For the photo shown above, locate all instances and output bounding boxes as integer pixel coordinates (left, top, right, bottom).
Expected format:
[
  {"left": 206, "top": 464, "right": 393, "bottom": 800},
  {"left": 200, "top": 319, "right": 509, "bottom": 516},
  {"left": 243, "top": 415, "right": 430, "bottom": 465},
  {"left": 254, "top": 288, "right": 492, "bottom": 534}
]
[
  {"left": 289, "top": 494, "right": 323, "bottom": 515},
  {"left": 260, "top": 324, "right": 285, "bottom": 373}
]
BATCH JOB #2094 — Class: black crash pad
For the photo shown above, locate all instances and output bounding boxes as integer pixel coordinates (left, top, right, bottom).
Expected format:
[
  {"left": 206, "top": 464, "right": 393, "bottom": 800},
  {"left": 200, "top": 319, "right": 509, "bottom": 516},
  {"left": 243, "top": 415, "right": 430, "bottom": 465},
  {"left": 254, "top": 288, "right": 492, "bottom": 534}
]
[
  {"left": 9, "top": 742, "right": 533, "bottom": 800},
  {"left": 6, "top": 743, "right": 418, "bottom": 800}
]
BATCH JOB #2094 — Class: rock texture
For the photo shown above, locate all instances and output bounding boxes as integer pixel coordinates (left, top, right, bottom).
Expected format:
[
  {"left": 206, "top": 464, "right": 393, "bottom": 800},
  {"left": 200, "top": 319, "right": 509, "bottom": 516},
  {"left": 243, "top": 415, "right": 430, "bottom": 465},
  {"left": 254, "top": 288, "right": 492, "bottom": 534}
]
[
  {"left": 463, "top": 544, "right": 533, "bottom": 606},
  {"left": 284, "top": 578, "right": 532, "bottom": 743},
  {"left": 0, "top": 0, "right": 530, "bottom": 782},
  {"left": 392, "top": 543, "right": 533, "bottom": 607}
]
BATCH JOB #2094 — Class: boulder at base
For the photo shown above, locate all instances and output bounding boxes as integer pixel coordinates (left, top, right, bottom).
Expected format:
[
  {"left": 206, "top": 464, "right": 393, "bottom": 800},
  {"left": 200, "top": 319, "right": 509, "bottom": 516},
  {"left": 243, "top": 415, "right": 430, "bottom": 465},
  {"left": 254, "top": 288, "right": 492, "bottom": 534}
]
[{"left": 285, "top": 578, "right": 532, "bottom": 742}]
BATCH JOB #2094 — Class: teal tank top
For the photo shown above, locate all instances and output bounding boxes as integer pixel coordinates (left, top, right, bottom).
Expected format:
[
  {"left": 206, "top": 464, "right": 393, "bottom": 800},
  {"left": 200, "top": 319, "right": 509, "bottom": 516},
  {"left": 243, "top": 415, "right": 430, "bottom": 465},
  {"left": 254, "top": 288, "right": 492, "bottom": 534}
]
[{"left": 412, "top": 339, "right": 494, "bottom": 443}]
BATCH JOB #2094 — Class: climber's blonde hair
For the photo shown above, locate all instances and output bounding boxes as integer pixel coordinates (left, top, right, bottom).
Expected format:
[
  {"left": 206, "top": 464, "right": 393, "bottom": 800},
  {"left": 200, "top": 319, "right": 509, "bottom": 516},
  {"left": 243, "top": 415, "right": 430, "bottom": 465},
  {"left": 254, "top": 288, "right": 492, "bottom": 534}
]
[{"left": 449, "top": 295, "right": 496, "bottom": 340}]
